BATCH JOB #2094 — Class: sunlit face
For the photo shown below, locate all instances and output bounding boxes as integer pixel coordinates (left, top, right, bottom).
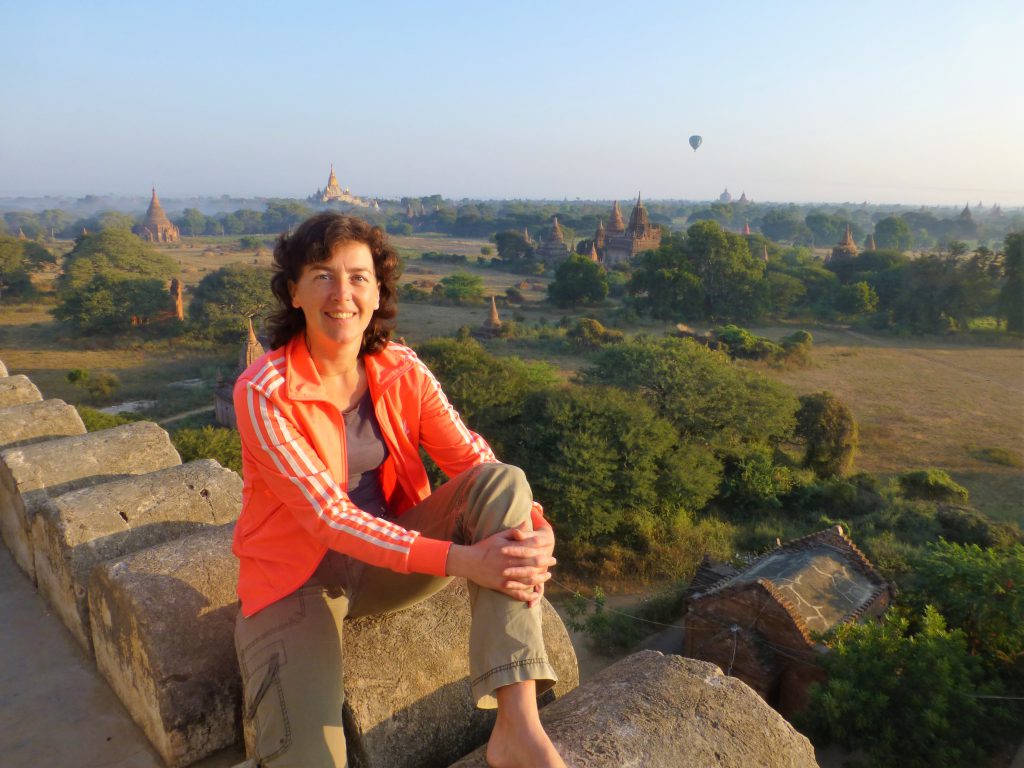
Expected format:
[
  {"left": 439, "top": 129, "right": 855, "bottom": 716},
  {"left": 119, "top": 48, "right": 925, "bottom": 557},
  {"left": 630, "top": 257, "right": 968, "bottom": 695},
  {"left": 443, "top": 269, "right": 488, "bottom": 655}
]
[{"left": 288, "top": 241, "right": 380, "bottom": 357}]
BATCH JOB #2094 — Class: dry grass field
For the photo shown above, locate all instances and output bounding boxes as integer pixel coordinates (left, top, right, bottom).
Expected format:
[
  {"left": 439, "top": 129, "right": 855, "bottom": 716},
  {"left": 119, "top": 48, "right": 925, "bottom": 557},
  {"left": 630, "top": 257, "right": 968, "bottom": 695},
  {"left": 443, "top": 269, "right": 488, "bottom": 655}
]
[{"left": 751, "top": 326, "right": 1024, "bottom": 527}]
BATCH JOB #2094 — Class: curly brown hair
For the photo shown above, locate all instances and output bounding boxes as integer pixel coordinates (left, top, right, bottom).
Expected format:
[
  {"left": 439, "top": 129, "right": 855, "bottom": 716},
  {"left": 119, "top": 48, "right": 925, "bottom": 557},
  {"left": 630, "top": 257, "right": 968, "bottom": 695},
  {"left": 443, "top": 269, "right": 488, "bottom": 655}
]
[{"left": 266, "top": 213, "right": 400, "bottom": 353}]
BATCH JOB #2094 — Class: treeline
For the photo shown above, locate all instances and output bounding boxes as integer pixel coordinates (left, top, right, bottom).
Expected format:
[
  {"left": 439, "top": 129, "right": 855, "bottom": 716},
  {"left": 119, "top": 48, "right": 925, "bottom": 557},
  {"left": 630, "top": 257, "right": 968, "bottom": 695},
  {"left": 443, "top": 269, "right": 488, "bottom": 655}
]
[
  {"left": 623, "top": 223, "right": 1023, "bottom": 333},
  {"left": 6, "top": 197, "right": 1021, "bottom": 249}
]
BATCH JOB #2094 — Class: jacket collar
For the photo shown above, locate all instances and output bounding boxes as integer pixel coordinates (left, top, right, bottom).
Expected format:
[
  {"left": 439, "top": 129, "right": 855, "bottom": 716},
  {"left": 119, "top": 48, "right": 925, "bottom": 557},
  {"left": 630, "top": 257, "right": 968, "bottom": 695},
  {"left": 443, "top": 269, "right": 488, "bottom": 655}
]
[{"left": 283, "top": 335, "right": 414, "bottom": 402}]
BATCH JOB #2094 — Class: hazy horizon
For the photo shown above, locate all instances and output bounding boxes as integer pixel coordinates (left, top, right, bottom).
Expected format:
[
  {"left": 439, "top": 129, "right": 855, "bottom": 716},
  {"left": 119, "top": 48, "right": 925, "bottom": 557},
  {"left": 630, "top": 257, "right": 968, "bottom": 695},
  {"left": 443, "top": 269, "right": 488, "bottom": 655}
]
[{"left": 3, "top": 1, "right": 1023, "bottom": 207}]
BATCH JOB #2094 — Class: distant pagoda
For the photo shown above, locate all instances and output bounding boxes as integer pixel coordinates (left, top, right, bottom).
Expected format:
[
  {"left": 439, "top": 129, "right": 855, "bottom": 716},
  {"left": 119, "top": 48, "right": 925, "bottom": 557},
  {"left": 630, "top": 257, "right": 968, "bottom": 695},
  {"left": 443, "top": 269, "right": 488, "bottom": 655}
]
[
  {"left": 135, "top": 188, "right": 180, "bottom": 243},
  {"left": 603, "top": 194, "right": 662, "bottom": 266},
  {"left": 316, "top": 163, "right": 370, "bottom": 207},
  {"left": 535, "top": 216, "right": 570, "bottom": 263},
  {"left": 826, "top": 224, "right": 859, "bottom": 264}
]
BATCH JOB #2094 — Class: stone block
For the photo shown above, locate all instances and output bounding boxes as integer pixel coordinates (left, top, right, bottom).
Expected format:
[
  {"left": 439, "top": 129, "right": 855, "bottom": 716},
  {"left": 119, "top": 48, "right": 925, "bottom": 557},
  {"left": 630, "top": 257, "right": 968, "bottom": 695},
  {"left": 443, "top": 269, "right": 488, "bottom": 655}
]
[
  {"left": 90, "top": 523, "right": 241, "bottom": 768},
  {"left": 336, "top": 579, "right": 579, "bottom": 768},
  {"left": 33, "top": 459, "right": 242, "bottom": 654},
  {"left": 0, "top": 399, "right": 86, "bottom": 451},
  {"left": 90, "top": 525, "right": 578, "bottom": 768},
  {"left": 0, "top": 421, "right": 181, "bottom": 581},
  {"left": 449, "top": 650, "right": 820, "bottom": 768},
  {"left": 0, "top": 374, "right": 42, "bottom": 408}
]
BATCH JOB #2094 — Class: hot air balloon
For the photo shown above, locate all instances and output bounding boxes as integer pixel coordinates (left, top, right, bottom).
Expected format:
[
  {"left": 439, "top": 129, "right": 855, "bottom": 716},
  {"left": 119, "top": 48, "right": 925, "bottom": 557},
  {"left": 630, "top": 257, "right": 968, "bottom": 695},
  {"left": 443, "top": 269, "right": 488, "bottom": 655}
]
[{"left": 688, "top": 135, "right": 703, "bottom": 152}]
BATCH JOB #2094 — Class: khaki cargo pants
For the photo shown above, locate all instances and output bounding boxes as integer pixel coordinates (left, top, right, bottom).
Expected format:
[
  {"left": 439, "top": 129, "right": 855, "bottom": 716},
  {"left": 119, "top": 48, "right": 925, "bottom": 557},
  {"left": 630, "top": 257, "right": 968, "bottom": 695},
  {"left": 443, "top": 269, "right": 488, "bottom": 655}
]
[{"left": 233, "top": 463, "right": 558, "bottom": 768}]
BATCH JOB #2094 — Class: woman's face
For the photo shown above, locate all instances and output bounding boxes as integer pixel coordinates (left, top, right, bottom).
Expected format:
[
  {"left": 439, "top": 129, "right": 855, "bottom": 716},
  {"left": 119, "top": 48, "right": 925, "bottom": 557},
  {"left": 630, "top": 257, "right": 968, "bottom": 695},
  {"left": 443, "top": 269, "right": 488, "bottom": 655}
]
[{"left": 288, "top": 240, "right": 380, "bottom": 357}]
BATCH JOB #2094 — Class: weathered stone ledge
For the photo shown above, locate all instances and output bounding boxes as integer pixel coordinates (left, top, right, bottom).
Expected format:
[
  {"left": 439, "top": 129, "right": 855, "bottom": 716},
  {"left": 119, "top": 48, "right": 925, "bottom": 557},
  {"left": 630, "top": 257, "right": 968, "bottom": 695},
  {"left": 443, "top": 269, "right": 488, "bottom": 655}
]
[
  {"left": 0, "top": 420, "right": 181, "bottom": 581},
  {"left": 0, "top": 374, "right": 42, "bottom": 408},
  {"left": 34, "top": 459, "right": 242, "bottom": 653},
  {"left": 450, "top": 650, "right": 820, "bottom": 768},
  {"left": 0, "top": 398, "right": 86, "bottom": 452}
]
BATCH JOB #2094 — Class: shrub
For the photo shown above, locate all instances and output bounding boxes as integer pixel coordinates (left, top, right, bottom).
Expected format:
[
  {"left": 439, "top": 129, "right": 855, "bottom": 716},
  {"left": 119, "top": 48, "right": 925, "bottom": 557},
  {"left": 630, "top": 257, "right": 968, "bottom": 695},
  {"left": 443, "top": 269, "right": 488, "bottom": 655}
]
[
  {"left": 935, "top": 506, "right": 1022, "bottom": 548},
  {"left": 171, "top": 426, "right": 242, "bottom": 473},
  {"left": 794, "top": 391, "right": 858, "bottom": 477},
  {"left": 565, "top": 318, "right": 623, "bottom": 349},
  {"left": 968, "top": 446, "right": 1022, "bottom": 468},
  {"left": 898, "top": 469, "right": 969, "bottom": 503},
  {"left": 75, "top": 405, "right": 140, "bottom": 432}
]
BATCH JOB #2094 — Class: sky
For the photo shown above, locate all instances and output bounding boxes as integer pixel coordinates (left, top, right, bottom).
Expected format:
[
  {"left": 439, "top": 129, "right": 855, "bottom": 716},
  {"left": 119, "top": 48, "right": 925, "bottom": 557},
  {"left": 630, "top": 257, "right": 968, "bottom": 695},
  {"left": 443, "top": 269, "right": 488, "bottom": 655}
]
[{"left": 2, "top": 0, "right": 1023, "bottom": 206}]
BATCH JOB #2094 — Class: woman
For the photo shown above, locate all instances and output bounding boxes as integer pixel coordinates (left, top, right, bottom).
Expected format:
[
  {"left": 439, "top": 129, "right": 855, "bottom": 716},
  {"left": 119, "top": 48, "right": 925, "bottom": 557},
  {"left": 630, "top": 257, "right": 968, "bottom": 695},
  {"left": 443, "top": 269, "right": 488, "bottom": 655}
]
[{"left": 232, "top": 212, "right": 565, "bottom": 768}]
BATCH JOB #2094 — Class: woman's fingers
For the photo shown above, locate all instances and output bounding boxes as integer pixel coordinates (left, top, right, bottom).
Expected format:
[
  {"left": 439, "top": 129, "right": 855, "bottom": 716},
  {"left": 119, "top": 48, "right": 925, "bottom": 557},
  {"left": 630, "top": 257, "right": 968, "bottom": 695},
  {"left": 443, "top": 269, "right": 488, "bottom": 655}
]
[{"left": 502, "top": 559, "right": 556, "bottom": 578}]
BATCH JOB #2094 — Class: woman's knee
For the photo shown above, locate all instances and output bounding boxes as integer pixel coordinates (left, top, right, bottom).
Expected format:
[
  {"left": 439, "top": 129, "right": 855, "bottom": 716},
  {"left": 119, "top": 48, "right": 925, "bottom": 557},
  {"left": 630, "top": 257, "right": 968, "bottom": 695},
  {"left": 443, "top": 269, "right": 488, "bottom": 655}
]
[{"left": 476, "top": 462, "right": 531, "bottom": 499}]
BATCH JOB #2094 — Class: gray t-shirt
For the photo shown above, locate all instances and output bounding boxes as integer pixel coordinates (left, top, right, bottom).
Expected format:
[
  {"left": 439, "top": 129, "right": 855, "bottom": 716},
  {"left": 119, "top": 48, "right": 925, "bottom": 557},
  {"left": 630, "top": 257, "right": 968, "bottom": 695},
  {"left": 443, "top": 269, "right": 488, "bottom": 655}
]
[
  {"left": 311, "top": 389, "right": 390, "bottom": 585},
  {"left": 341, "top": 389, "right": 389, "bottom": 518}
]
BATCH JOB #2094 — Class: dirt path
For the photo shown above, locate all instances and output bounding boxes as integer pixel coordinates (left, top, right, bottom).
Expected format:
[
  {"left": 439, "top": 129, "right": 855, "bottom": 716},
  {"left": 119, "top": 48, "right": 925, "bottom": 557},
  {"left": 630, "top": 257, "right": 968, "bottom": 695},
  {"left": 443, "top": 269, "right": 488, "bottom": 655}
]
[{"left": 156, "top": 405, "right": 215, "bottom": 425}]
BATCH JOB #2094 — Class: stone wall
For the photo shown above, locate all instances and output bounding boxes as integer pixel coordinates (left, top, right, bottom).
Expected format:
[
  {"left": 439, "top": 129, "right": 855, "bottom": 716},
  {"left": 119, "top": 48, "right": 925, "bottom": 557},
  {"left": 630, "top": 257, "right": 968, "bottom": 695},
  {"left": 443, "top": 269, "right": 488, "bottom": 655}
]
[{"left": 0, "top": 361, "right": 582, "bottom": 768}]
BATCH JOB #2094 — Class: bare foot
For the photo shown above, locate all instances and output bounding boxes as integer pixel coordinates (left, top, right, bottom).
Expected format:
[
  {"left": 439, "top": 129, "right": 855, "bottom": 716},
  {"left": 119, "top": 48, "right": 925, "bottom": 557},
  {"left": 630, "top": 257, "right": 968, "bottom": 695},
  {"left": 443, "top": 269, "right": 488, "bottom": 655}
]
[{"left": 486, "top": 714, "right": 566, "bottom": 768}]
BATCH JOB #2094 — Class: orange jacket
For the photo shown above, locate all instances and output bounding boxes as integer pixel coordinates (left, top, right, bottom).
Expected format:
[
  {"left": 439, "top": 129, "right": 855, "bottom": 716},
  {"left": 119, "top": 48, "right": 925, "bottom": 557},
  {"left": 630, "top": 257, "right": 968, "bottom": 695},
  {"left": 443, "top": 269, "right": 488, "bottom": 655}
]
[{"left": 232, "top": 336, "right": 543, "bottom": 616}]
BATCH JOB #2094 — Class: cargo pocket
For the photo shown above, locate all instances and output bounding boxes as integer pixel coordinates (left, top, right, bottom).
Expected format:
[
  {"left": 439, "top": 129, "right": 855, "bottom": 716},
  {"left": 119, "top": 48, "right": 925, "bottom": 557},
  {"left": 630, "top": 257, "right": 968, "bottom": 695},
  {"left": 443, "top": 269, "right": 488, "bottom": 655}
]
[{"left": 242, "top": 642, "right": 291, "bottom": 763}]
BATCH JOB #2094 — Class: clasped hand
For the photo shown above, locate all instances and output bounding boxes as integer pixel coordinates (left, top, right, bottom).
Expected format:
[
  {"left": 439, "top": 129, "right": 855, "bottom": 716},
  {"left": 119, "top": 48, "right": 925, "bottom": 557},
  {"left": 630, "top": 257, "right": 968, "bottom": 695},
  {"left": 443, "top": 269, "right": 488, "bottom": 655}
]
[{"left": 446, "top": 522, "right": 556, "bottom": 609}]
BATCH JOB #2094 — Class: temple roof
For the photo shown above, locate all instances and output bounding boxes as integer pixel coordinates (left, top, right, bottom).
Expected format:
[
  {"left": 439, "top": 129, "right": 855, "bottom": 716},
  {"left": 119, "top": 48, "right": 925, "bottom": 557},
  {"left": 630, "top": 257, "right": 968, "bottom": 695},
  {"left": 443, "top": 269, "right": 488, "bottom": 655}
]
[
  {"left": 693, "top": 526, "right": 887, "bottom": 635},
  {"left": 142, "top": 188, "right": 174, "bottom": 230},
  {"left": 326, "top": 163, "right": 342, "bottom": 191},
  {"left": 548, "top": 216, "right": 565, "bottom": 243},
  {"left": 839, "top": 223, "right": 856, "bottom": 247},
  {"left": 608, "top": 201, "right": 625, "bottom": 232},
  {"left": 626, "top": 193, "right": 652, "bottom": 235}
]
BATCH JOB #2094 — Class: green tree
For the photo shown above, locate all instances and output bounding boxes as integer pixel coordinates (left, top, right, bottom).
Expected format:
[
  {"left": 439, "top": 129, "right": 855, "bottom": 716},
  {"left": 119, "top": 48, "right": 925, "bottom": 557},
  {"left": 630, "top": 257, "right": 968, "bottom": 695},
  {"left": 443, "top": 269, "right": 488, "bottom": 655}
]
[
  {"left": 493, "top": 230, "right": 535, "bottom": 261},
  {"left": 96, "top": 211, "right": 136, "bottom": 231},
  {"left": 415, "top": 337, "right": 558, "bottom": 453},
  {"left": 66, "top": 368, "right": 121, "bottom": 402},
  {"left": 874, "top": 216, "right": 914, "bottom": 251},
  {"left": 804, "top": 607, "right": 996, "bottom": 768},
  {"left": 55, "top": 230, "right": 179, "bottom": 334},
  {"left": 54, "top": 274, "right": 171, "bottom": 333},
  {"left": 999, "top": 232, "right": 1023, "bottom": 332},
  {"left": 685, "top": 221, "right": 768, "bottom": 320},
  {"left": 835, "top": 281, "right": 879, "bottom": 315},
  {"left": 189, "top": 263, "right": 274, "bottom": 342},
  {"left": 908, "top": 540, "right": 1023, "bottom": 666},
  {"left": 0, "top": 236, "right": 49, "bottom": 298},
  {"left": 583, "top": 337, "right": 798, "bottom": 455},
  {"left": 761, "top": 207, "right": 812, "bottom": 244},
  {"left": 262, "top": 201, "right": 314, "bottom": 234},
  {"left": 628, "top": 234, "right": 704, "bottom": 320},
  {"left": 59, "top": 229, "right": 176, "bottom": 291},
  {"left": 179, "top": 208, "right": 209, "bottom": 237},
  {"left": 547, "top": 254, "right": 608, "bottom": 307},
  {"left": 795, "top": 391, "right": 858, "bottom": 477},
  {"left": 438, "top": 272, "right": 484, "bottom": 304},
  {"left": 505, "top": 385, "right": 721, "bottom": 543}
]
